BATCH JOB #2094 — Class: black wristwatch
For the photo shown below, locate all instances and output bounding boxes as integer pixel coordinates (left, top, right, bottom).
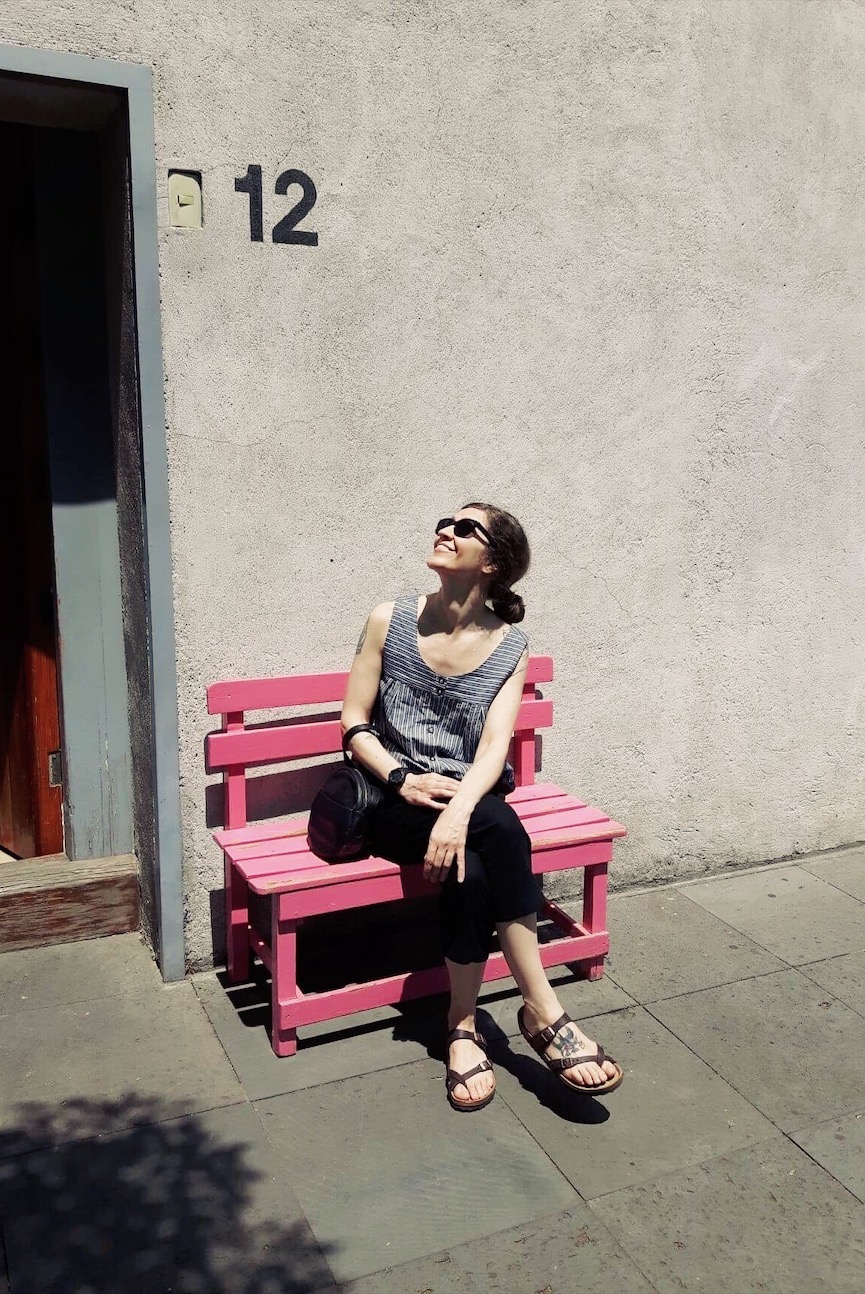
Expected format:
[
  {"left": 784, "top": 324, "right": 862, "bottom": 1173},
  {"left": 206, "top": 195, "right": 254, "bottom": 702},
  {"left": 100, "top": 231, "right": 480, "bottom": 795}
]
[{"left": 387, "top": 766, "right": 408, "bottom": 794}]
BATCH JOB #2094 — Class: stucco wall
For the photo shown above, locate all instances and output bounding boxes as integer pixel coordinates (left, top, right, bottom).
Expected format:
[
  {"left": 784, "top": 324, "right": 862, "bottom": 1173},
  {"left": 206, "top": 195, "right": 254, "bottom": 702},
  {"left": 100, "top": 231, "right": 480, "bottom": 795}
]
[{"left": 4, "top": 1, "right": 864, "bottom": 969}]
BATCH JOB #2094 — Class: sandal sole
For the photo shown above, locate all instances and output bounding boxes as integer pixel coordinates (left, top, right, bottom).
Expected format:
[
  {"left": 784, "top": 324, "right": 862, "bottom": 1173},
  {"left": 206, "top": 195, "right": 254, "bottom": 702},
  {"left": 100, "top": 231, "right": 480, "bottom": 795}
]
[{"left": 447, "top": 1088, "right": 496, "bottom": 1113}]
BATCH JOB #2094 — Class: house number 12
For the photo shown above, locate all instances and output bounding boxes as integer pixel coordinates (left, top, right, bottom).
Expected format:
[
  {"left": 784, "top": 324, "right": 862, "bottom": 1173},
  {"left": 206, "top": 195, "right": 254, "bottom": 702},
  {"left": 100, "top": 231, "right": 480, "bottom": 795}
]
[{"left": 234, "top": 164, "right": 319, "bottom": 246}]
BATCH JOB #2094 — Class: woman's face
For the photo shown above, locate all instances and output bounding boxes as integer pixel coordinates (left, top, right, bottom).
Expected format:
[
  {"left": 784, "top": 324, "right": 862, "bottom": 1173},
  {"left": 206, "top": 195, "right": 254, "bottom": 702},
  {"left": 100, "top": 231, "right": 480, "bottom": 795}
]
[{"left": 426, "top": 507, "right": 494, "bottom": 581}]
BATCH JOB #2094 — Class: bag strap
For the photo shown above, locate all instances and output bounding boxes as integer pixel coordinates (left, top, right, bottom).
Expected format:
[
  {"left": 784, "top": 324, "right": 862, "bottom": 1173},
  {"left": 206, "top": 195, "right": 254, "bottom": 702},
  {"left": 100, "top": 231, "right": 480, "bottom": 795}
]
[{"left": 342, "top": 723, "right": 377, "bottom": 761}]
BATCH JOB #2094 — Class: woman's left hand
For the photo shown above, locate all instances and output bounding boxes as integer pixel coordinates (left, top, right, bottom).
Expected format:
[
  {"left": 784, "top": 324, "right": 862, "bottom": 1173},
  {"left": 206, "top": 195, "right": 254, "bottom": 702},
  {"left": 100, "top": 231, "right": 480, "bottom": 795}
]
[{"left": 424, "top": 805, "right": 470, "bottom": 884}]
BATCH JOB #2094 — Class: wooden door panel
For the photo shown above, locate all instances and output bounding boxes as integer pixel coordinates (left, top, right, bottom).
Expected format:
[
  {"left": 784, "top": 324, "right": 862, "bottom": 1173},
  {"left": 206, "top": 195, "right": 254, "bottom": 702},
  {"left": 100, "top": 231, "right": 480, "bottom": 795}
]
[{"left": 0, "top": 123, "right": 63, "bottom": 859}]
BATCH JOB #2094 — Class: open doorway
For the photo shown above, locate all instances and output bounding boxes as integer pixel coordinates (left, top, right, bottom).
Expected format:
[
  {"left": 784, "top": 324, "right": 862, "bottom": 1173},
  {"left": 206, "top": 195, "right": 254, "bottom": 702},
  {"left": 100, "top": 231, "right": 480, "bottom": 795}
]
[
  {"left": 0, "top": 107, "right": 134, "bottom": 867},
  {"left": 0, "top": 56, "right": 183, "bottom": 977},
  {"left": 0, "top": 124, "right": 63, "bottom": 859}
]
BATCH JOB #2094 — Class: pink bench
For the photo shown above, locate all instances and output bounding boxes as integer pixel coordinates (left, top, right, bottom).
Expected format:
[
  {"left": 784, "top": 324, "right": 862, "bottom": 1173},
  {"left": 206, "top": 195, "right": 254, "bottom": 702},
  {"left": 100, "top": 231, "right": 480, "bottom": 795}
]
[{"left": 206, "top": 658, "right": 626, "bottom": 1056}]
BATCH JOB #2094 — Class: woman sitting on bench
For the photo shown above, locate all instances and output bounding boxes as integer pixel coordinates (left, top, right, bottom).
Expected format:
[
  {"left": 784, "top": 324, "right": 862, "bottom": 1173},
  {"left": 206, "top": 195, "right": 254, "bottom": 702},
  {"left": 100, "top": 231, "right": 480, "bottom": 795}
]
[{"left": 341, "top": 502, "right": 623, "bottom": 1111}]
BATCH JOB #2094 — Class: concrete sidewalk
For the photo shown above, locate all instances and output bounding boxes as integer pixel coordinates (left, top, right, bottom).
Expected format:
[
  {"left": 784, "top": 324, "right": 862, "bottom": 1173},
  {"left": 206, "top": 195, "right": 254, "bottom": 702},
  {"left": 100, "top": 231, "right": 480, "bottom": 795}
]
[{"left": 1, "top": 846, "right": 864, "bottom": 1293}]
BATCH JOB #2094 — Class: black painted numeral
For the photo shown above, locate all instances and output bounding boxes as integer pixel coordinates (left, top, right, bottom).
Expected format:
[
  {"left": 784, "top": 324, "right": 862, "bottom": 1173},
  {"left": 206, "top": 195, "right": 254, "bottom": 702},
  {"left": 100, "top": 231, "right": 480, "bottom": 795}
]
[
  {"left": 272, "top": 169, "right": 319, "bottom": 246},
  {"left": 234, "top": 164, "right": 263, "bottom": 243},
  {"left": 235, "top": 164, "right": 319, "bottom": 247}
]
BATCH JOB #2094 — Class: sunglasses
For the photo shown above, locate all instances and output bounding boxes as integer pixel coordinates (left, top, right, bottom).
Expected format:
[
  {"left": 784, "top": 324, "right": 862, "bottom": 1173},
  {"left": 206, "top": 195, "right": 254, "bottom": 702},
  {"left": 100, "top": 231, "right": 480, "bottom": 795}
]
[{"left": 435, "top": 516, "right": 493, "bottom": 545}]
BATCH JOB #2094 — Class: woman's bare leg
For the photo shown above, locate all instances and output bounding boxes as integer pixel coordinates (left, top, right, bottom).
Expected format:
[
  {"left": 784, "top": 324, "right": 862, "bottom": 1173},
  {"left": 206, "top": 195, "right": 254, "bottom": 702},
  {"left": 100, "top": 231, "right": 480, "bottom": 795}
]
[
  {"left": 497, "top": 914, "right": 617, "bottom": 1086},
  {"left": 445, "top": 957, "right": 495, "bottom": 1102}
]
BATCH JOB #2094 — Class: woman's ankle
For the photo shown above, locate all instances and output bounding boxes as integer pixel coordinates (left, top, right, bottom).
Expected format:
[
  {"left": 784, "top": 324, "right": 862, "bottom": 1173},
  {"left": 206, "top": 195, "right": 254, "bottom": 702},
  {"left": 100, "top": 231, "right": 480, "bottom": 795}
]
[{"left": 521, "top": 993, "right": 563, "bottom": 1026}]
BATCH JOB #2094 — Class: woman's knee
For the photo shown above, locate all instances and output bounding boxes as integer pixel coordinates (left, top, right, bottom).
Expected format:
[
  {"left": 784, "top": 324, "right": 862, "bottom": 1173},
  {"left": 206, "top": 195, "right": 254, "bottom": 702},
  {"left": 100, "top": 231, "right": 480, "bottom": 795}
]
[
  {"left": 446, "top": 849, "right": 488, "bottom": 897},
  {"left": 468, "top": 794, "right": 530, "bottom": 849}
]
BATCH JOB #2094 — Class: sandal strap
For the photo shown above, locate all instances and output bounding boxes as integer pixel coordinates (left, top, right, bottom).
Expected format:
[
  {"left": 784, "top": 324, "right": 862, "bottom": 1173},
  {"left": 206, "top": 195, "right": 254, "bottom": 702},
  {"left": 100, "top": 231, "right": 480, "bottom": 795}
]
[
  {"left": 446, "top": 1059, "right": 493, "bottom": 1091},
  {"left": 545, "top": 1046, "right": 607, "bottom": 1072},
  {"left": 525, "top": 1011, "right": 573, "bottom": 1051},
  {"left": 447, "top": 1028, "right": 487, "bottom": 1051},
  {"left": 519, "top": 1007, "right": 611, "bottom": 1072}
]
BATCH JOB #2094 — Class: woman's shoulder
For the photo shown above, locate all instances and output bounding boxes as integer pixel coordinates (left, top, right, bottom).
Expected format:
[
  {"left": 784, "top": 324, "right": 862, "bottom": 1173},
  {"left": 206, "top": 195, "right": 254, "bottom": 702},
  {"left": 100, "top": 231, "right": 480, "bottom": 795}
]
[
  {"left": 486, "top": 609, "right": 528, "bottom": 647},
  {"left": 367, "top": 600, "right": 397, "bottom": 628},
  {"left": 360, "top": 600, "right": 395, "bottom": 649}
]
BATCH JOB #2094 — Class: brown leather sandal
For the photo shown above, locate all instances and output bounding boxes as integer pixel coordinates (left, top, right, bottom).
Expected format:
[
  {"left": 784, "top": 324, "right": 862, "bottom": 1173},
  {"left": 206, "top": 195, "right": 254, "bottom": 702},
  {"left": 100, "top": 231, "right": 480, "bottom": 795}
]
[
  {"left": 445, "top": 1028, "right": 496, "bottom": 1112},
  {"left": 517, "top": 1006, "right": 624, "bottom": 1095}
]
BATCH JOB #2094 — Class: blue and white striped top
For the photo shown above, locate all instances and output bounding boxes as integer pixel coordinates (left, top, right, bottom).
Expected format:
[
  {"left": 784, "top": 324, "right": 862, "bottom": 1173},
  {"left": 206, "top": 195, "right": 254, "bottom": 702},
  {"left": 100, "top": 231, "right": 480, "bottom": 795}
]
[{"left": 372, "top": 594, "right": 528, "bottom": 779}]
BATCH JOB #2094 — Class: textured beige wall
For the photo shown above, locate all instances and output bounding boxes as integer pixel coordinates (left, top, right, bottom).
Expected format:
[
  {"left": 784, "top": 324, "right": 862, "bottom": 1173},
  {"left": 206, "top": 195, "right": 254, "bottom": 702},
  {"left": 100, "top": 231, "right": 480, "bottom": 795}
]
[{"left": 5, "top": 2, "right": 864, "bottom": 968}]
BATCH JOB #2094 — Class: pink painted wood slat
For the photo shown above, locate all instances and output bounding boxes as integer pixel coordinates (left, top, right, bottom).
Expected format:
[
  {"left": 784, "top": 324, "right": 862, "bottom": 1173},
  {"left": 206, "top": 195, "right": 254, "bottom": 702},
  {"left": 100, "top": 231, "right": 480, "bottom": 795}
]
[
  {"left": 242, "top": 841, "right": 615, "bottom": 915},
  {"left": 207, "top": 697, "right": 553, "bottom": 771},
  {"left": 219, "top": 792, "right": 590, "bottom": 863},
  {"left": 213, "top": 786, "right": 584, "bottom": 853},
  {"left": 226, "top": 805, "right": 616, "bottom": 884},
  {"left": 228, "top": 823, "right": 617, "bottom": 892},
  {"left": 207, "top": 655, "right": 554, "bottom": 714}
]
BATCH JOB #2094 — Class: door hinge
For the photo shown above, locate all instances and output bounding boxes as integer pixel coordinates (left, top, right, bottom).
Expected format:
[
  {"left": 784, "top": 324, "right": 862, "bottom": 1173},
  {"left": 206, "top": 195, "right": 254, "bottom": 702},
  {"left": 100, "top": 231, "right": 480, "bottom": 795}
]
[{"left": 48, "top": 750, "right": 63, "bottom": 788}]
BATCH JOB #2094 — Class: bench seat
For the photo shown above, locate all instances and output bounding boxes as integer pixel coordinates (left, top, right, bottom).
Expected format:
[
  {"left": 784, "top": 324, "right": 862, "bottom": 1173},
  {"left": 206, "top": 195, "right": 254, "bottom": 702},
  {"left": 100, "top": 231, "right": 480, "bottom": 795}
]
[{"left": 206, "top": 660, "right": 627, "bottom": 1056}]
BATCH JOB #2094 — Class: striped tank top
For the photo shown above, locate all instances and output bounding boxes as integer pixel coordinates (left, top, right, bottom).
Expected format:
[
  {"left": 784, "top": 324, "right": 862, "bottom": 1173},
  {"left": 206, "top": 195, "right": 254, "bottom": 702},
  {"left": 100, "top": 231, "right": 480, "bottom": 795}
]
[{"left": 372, "top": 594, "right": 529, "bottom": 779}]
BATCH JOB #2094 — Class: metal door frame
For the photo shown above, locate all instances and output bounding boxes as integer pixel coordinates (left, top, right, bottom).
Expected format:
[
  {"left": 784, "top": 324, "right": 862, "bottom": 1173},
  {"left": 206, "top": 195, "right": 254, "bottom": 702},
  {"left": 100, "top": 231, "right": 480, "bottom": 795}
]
[{"left": 0, "top": 44, "right": 184, "bottom": 981}]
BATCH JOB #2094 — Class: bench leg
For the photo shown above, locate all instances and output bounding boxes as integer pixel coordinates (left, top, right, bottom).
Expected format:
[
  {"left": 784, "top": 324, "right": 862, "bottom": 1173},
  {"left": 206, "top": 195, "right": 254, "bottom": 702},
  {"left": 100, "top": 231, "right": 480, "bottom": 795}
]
[
  {"left": 579, "top": 861, "right": 608, "bottom": 981},
  {"left": 225, "top": 857, "right": 250, "bottom": 984},
  {"left": 271, "top": 899, "right": 298, "bottom": 1057}
]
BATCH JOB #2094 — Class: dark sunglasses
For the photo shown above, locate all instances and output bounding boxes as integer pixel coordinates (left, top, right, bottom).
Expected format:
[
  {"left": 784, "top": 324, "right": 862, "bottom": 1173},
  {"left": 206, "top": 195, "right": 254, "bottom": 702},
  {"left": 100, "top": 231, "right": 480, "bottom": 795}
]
[{"left": 435, "top": 516, "right": 493, "bottom": 545}]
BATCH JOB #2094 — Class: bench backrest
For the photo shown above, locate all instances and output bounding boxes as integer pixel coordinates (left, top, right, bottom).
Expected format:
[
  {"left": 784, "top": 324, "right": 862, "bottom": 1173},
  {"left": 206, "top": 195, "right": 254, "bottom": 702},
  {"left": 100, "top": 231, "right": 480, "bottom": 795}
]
[{"left": 206, "top": 656, "right": 554, "bottom": 830}]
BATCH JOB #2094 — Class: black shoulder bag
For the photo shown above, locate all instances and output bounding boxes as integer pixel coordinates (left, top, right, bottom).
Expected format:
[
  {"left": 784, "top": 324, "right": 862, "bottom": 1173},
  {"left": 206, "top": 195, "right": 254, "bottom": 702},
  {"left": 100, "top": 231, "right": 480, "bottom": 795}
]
[{"left": 307, "top": 724, "right": 386, "bottom": 863}]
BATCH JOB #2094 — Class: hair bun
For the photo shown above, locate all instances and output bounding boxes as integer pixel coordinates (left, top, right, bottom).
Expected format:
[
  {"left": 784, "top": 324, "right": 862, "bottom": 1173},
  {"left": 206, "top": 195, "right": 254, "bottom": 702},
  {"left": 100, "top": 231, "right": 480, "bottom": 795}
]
[{"left": 490, "top": 586, "right": 525, "bottom": 625}]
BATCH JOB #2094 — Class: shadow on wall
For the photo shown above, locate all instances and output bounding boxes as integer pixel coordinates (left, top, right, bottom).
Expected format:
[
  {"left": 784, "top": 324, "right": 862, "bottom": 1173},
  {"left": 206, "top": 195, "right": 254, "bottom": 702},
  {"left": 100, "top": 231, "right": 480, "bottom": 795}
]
[{"left": 0, "top": 1095, "right": 335, "bottom": 1292}]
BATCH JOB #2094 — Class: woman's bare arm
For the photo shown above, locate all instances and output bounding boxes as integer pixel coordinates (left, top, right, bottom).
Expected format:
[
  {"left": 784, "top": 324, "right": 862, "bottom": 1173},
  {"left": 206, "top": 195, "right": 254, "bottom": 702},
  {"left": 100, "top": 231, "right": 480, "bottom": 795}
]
[{"left": 450, "top": 649, "right": 529, "bottom": 814}]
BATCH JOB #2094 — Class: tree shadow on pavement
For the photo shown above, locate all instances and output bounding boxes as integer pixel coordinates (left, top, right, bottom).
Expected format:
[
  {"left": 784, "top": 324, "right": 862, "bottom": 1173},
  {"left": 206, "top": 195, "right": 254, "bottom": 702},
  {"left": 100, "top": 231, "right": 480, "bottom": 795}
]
[{"left": 0, "top": 1094, "right": 337, "bottom": 1293}]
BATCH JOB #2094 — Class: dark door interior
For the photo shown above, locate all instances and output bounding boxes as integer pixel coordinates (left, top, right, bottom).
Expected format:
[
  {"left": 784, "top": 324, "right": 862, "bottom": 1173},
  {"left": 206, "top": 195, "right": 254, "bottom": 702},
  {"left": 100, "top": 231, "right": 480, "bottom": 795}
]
[{"left": 0, "top": 122, "right": 64, "bottom": 859}]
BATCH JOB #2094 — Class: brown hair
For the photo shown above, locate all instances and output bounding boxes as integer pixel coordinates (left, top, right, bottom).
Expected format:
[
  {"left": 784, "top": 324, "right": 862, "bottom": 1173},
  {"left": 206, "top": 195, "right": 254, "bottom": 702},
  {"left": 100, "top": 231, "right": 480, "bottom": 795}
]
[{"left": 462, "top": 501, "right": 530, "bottom": 624}]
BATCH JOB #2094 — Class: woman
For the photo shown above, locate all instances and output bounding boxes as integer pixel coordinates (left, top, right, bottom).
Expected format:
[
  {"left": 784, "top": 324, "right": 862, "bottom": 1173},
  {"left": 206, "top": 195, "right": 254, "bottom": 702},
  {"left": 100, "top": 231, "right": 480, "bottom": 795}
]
[{"left": 340, "top": 503, "right": 623, "bottom": 1111}]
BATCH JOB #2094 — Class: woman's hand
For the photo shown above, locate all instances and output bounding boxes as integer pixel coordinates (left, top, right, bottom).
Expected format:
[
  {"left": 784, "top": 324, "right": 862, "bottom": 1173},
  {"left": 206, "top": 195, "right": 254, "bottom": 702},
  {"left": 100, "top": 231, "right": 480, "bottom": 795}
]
[
  {"left": 399, "top": 773, "right": 461, "bottom": 810},
  {"left": 423, "top": 802, "right": 471, "bottom": 885}
]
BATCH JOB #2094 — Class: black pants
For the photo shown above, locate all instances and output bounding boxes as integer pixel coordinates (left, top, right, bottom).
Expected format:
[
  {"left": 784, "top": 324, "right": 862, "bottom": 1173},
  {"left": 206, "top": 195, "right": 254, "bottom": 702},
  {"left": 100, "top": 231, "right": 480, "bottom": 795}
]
[{"left": 367, "top": 793, "right": 542, "bottom": 964}]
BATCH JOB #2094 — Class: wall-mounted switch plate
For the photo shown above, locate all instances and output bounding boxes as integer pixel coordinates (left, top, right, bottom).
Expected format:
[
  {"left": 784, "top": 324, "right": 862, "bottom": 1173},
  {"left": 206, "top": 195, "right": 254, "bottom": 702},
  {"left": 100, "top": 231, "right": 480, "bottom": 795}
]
[{"left": 168, "top": 170, "right": 203, "bottom": 228}]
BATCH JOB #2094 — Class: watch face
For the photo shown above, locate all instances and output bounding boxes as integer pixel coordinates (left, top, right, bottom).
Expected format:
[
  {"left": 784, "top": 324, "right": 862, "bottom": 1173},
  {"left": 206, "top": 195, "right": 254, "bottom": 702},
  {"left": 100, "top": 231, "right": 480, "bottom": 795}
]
[{"left": 388, "top": 767, "right": 406, "bottom": 787}]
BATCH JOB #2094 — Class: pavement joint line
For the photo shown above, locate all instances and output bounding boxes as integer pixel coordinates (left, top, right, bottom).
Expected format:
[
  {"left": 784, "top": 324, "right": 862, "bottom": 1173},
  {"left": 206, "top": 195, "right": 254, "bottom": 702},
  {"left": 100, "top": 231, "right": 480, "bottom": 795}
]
[
  {"left": 581, "top": 1131, "right": 786, "bottom": 1205},
  {"left": 590, "top": 841, "right": 865, "bottom": 902},
  {"left": 639, "top": 997, "right": 784, "bottom": 1121},
  {"left": 797, "top": 950, "right": 862, "bottom": 968},
  {"left": 796, "top": 872, "right": 865, "bottom": 906},
  {"left": 621, "top": 962, "right": 804, "bottom": 1009},
  {"left": 781, "top": 1128, "right": 865, "bottom": 1209},
  {"left": 637, "top": 884, "right": 861, "bottom": 972},
  {"left": 332, "top": 1203, "right": 663, "bottom": 1294},
  {"left": 193, "top": 977, "right": 253, "bottom": 1090},
  {"left": 0, "top": 1097, "right": 252, "bottom": 1167},
  {"left": 789, "top": 964, "right": 865, "bottom": 1022},
  {"left": 638, "top": 994, "right": 865, "bottom": 1162},
  {"left": 490, "top": 1074, "right": 593, "bottom": 1206},
  {"left": 786, "top": 1105, "right": 865, "bottom": 1137}
]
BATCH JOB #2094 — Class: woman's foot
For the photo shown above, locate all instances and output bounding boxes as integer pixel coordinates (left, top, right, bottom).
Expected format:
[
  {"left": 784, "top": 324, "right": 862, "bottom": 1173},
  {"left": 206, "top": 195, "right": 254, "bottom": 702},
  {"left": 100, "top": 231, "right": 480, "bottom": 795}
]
[
  {"left": 519, "top": 1002, "right": 620, "bottom": 1088},
  {"left": 446, "top": 1021, "right": 496, "bottom": 1108}
]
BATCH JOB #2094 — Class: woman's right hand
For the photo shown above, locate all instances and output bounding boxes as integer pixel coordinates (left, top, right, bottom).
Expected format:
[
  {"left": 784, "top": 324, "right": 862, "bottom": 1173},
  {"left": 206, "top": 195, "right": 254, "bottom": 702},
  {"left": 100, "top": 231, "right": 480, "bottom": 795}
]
[{"left": 399, "top": 773, "right": 462, "bottom": 810}]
